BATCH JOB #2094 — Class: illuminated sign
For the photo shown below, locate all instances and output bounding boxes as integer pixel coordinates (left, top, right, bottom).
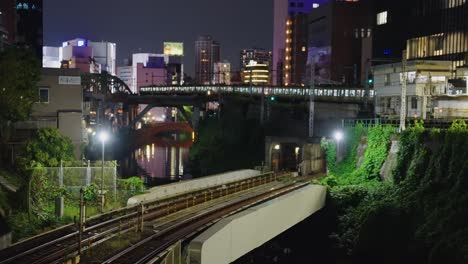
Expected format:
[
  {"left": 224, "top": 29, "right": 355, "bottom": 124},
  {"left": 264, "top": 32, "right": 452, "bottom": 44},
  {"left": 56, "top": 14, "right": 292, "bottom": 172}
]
[{"left": 164, "top": 42, "right": 184, "bottom": 56}]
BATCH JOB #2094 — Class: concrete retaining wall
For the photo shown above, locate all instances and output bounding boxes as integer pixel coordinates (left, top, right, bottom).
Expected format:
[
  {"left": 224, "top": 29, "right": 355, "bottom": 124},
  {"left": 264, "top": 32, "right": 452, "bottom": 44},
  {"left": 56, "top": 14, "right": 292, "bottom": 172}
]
[
  {"left": 127, "top": 170, "right": 261, "bottom": 205},
  {"left": 187, "top": 184, "right": 327, "bottom": 264}
]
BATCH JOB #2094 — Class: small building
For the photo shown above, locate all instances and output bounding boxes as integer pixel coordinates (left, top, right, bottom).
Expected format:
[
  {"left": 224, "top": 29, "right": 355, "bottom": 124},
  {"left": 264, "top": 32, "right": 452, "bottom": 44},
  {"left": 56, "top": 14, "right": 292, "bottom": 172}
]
[
  {"left": 14, "top": 68, "right": 85, "bottom": 158},
  {"left": 373, "top": 60, "right": 468, "bottom": 119}
]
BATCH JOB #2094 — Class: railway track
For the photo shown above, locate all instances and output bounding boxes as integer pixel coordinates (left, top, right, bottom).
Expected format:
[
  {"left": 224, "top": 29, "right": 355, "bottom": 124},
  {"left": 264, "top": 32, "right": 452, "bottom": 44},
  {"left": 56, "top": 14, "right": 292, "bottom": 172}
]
[
  {"left": 0, "top": 172, "right": 288, "bottom": 264},
  {"left": 100, "top": 181, "right": 310, "bottom": 263}
]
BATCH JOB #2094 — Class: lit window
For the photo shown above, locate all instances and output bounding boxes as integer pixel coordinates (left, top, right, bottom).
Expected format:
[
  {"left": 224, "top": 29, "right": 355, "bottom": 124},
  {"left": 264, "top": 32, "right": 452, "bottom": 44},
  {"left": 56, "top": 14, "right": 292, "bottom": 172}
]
[
  {"left": 39, "top": 88, "right": 49, "bottom": 103},
  {"left": 384, "top": 74, "right": 391, "bottom": 85},
  {"left": 301, "top": 46, "right": 306, "bottom": 52},
  {"left": 377, "top": 11, "right": 388, "bottom": 25},
  {"left": 446, "top": 0, "right": 466, "bottom": 8},
  {"left": 313, "top": 3, "right": 320, "bottom": 8}
]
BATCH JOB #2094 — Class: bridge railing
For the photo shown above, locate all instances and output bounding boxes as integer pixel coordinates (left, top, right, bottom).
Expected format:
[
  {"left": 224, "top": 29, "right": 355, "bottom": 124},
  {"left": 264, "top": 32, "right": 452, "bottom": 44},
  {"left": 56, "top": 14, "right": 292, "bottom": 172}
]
[
  {"left": 139, "top": 85, "right": 374, "bottom": 98},
  {"left": 342, "top": 118, "right": 463, "bottom": 129}
]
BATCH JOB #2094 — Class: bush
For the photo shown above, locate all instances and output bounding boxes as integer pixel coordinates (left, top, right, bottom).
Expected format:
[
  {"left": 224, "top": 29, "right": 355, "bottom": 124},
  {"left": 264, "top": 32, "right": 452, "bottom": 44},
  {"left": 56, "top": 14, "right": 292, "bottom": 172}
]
[
  {"left": 83, "top": 183, "right": 99, "bottom": 203},
  {"left": 118, "top": 177, "right": 145, "bottom": 195}
]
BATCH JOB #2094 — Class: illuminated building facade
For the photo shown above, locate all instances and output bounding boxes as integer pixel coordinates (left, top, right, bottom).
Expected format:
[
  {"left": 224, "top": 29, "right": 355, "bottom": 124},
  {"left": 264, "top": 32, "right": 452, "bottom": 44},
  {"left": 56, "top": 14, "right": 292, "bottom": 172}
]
[
  {"left": 15, "top": 0, "right": 43, "bottom": 58},
  {"left": 242, "top": 61, "right": 270, "bottom": 85},
  {"left": 373, "top": 0, "right": 468, "bottom": 69},
  {"left": 43, "top": 38, "right": 116, "bottom": 77},
  {"left": 195, "top": 35, "right": 220, "bottom": 84},
  {"left": 283, "top": 13, "right": 308, "bottom": 86},
  {"left": 307, "top": 0, "right": 372, "bottom": 86},
  {"left": 273, "top": 0, "right": 327, "bottom": 85},
  {"left": 0, "top": 0, "right": 42, "bottom": 56},
  {"left": 213, "top": 61, "right": 231, "bottom": 85},
  {"left": 240, "top": 48, "right": 272, "bottom": 84}
]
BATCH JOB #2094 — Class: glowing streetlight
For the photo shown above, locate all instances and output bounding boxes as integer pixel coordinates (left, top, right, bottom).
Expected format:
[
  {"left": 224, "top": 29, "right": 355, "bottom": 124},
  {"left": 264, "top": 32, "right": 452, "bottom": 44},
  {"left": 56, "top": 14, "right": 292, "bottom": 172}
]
[
  {"left": 333, "top": 130, "right": 344, "bottom": 162},
  {"left": 333, "top": 131, "right": 343, "bottom": 142},
  {"left": 98, "top": 131, "right": 109, "bottom": 212}
]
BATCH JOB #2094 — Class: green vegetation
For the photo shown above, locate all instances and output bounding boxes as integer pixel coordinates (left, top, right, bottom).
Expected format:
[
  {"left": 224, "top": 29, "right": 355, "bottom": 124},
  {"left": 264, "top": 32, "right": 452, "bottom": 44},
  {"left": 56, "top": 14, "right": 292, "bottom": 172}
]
[
  {"left": 189, "top": 108, "right": 264, "bottom": 177},
  {"left": 319, "top": 121, "right": 468, "bottom": 264},
  {"left": 0, "top": 47, "right": 41, "bottom": 152},
  {"left": 19, "top": 127, "right": 75, "bottom": 168}
]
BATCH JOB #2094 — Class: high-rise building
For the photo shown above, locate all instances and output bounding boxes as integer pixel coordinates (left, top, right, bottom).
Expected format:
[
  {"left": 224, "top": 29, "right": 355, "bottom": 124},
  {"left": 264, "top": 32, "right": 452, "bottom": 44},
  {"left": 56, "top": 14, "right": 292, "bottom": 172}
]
[
  {"left": 195, "top": 35, "right": 220, "bottom": 85},
  {"left": 15, "top": 0, "right": 43, "bottom": 58},
  {"left": 283, "top": 12, "right": 308, "bottom": 86},
  {"left": 164, "top": 42, "right": 185, "bottom": 85},
  {"left": 273, "top": 0, "right": 325, "bottom": 85},
  {"left": 307, "top": 0, "right": 372, "bottom": 86},
  {"left": 213, "top": 61, "right": 231, "bottom": 85},
  {"left": 0, "top": 0, "right": 42, "bottom": 56},
  {"left": 0, "top": 0, "right": 15, "bottom": 49},
  {"left": 373, "top": 0, "right": 468, "bottom": 69}
]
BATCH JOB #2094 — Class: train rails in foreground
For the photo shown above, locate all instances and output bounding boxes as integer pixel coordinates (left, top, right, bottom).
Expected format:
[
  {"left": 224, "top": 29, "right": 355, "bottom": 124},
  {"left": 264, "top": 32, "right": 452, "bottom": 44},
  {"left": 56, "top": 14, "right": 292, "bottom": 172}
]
[
  {"left": 0, "top": 172, "right": 292, "bottom": 264},
  {"left": 99, "top": 180, "right": 310, "bottom": 264}
]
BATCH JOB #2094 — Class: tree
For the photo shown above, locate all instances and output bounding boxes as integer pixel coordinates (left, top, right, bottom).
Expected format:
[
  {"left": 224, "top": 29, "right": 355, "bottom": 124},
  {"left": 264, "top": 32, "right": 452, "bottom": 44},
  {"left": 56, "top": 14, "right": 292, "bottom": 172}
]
[
  {"left": 20, "top": 128, "right": 75, "bottom": 167},
  {"left": 0, "top": 47, "right": 41, "bottom": 164}
]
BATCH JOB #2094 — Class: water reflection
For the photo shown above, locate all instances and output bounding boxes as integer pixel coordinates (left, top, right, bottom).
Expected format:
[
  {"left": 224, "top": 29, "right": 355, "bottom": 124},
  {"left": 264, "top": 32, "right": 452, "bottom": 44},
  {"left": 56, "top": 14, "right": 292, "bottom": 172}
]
[{"left": 135, "top": 143, "right": 189, "bottom": 186}]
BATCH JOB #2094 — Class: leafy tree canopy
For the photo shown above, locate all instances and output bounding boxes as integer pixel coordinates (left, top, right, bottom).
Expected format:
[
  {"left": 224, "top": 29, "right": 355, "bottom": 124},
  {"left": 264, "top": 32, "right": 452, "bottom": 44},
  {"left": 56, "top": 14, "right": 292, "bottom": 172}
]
[
  {"left": 20, "top": 128, "right": 75, "bottom": 167},
  {"left": 0, "top": 47, "right": 41, "bottom": 125}
]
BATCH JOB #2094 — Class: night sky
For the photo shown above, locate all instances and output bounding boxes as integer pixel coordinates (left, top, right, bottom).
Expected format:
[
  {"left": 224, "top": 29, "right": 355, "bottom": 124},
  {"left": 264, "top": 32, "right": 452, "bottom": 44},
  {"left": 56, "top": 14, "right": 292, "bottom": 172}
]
[{"left": 43, "top": 0, "right": 273, "bottom": 76}]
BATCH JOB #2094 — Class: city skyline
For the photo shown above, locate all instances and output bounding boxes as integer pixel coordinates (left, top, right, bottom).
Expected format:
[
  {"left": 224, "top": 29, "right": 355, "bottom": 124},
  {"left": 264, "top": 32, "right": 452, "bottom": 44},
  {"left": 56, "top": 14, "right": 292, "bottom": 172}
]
[{"left": 43, "top": 0, "right": 273, "bottom": 76}]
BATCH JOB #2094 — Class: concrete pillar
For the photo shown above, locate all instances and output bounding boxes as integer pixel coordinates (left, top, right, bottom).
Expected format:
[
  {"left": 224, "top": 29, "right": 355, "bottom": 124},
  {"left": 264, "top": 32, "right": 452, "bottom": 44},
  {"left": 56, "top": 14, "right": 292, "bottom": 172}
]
[
  {"left": 422, "top": 95, "right": 427, "bottom": 119},
  {"left": 170, "top": 146, "right": 177, "bottom": 179}
]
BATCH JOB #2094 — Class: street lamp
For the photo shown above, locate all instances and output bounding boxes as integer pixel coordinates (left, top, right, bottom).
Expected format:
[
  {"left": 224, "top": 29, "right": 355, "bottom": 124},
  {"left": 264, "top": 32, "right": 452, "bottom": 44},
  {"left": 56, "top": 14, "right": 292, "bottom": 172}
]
[
  {"left": 98, "top": 131, "right": 109, "bottom": 212},
  {"left": 333, "top": 130, "right": 343, "bottom": 162}
]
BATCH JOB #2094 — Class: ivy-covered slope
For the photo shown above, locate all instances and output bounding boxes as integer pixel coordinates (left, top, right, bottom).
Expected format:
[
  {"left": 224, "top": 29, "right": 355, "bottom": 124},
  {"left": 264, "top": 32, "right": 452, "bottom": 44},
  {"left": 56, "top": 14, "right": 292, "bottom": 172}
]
[{"left": 319, "top": 121, "right": 468, "bottom": 264}]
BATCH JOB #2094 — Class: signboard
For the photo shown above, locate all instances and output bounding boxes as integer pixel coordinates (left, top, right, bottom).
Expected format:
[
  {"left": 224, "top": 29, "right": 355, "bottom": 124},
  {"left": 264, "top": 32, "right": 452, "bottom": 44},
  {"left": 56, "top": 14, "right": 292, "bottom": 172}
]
[
  {"left": 58, "top": 76, "right": 81, "bottom": 85},
  {"left": 164, "top": 42, "right": 184, "bottom": 56}
]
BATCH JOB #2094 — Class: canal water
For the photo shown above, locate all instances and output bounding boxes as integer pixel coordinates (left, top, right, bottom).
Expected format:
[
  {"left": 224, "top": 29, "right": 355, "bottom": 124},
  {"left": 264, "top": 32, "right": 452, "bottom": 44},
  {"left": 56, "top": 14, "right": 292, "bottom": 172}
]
[{"left": 135, "top": 143, "right": 190, "bottom": 186}]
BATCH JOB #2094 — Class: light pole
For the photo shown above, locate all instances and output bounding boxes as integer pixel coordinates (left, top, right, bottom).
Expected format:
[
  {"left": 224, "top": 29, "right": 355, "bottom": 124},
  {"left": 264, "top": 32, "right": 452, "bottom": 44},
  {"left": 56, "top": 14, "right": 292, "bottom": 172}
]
[
  {"left": 98, "top": 131, "right": 109, "bottom": 212},
  {"left": 333, "top": 131, "right": 343, "bottom": 162}
]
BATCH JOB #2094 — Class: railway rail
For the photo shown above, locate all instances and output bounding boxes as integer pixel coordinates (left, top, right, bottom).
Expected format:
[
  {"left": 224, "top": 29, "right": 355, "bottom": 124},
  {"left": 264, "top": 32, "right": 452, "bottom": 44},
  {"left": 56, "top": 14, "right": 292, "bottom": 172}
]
[
  {"left": 101, "top": 181, "right": 310, "bottom": 263},
  {"left": 0, "top": 172, "right": 289, "bottom": 264}
]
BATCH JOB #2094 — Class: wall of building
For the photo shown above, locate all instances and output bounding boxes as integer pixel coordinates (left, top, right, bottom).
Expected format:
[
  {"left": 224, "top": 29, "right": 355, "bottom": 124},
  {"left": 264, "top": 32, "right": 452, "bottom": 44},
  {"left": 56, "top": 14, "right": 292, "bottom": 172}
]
[{"left": 32, "top": 68, "right": 84, "bottom": 158}]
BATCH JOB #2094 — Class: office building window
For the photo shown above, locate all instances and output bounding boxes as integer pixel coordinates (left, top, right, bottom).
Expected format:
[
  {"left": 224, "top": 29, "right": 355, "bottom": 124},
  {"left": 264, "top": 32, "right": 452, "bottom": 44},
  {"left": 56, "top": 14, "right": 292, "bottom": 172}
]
[
  {"left": 384, "top": 74, "right": 391, "bottom": 86},
  {"left": 377, "top": 11, "right": 388, "bottom": 25},
  {"left": 290, "top": 2, "right": 296, "bottom": 7},
  {"left": 39, "top": 88, "right": 49, "bottom": 103},
  {"left": 411, "top": 97, "right": 417, "bottom": 109},
  {"left": 298, "top": 2, "right": 304, "bottom": 7}
]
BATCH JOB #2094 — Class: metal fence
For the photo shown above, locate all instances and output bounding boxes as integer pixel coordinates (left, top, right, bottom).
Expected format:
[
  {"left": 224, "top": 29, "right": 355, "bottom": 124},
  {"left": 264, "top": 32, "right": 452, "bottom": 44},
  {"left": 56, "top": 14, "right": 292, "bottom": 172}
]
[{"left": 44, "top": 160, "right": 118, "bottom": 198}]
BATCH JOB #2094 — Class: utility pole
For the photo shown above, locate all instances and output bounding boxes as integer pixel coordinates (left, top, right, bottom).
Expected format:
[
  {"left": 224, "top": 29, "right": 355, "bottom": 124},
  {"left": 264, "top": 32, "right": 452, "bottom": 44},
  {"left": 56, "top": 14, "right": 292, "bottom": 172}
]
[
  {"left": 364, "top": 59, "right": 370, "bottom": 109},
  {"left": 399, "top": 50, "right": 407, "bottom": 132},
  {"left": 308, "top": 59, "right": 315, "bottom": 138}
]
